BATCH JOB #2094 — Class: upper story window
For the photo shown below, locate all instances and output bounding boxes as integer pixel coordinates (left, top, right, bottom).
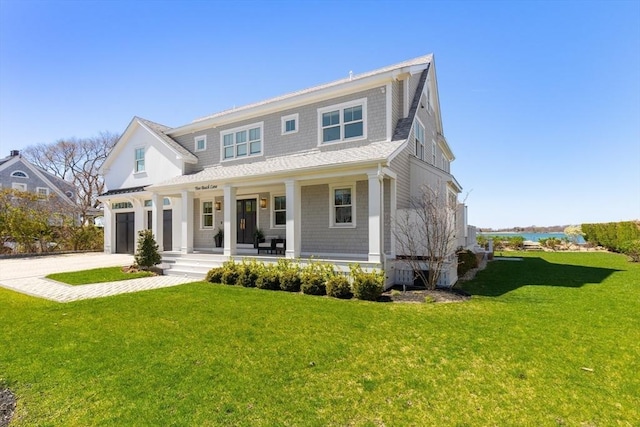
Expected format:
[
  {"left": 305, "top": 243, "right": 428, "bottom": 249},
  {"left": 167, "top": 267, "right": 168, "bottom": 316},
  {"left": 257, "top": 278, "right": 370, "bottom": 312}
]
[
  {"left": 135, "top": 147, "right": 145, "bottom": 172},
  {"left": 221, "top": 122, "right": 263, "bottom": 160},
  {"left": 431, "top": 140, "right": 437, "bottom": 165},
  {"left": 36, "top": 187, "right": 49, "bottom": 198},
  {"left": 65, "top": 191, "right": 74, "bottom": 198},
  {"left": 12, "top": 182, "right": 27, "bottom": 192},
  {"left": 273, "top": 195, "right": 286, "bottom": 227},
  {"left": 281, "top": 114, "right": 298, "bottom": 135},
  {"left": 318, "top": 98, "right": 367, "bottom": 145},
  {"left": 330, "top": 184, "right": 356, "bottom": 228},
  {"left": 415, "top": 120, "right": 425, "bottom": 160},
  {"left": 10, "top": 170, "right": 28, "bottom": 178},
  {"left": 195, "top": 135, "right": 207, "bottom": 152}
]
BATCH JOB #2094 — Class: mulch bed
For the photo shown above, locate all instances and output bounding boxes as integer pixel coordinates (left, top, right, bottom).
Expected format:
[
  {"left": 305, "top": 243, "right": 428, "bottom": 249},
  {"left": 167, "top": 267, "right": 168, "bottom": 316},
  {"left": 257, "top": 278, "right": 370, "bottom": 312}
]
[
  {"left": 382, "top": 286, "right": 471, "bottom": 303},
  {"left": 0, "top": 388, "right": 16, "bottom": 427}
]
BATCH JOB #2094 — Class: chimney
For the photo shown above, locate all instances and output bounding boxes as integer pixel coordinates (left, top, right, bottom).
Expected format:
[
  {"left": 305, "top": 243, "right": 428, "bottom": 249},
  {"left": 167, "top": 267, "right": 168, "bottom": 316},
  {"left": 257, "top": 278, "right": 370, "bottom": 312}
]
[{"left": 10, "top": 150, "right": 20, "bottom": 157}]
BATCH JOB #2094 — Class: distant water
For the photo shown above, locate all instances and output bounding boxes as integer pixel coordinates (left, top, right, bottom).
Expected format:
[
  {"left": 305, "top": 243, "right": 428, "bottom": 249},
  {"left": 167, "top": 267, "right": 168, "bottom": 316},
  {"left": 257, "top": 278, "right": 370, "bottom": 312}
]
[{"left": 478, "top": 232, "right": 586, "bottom": 244}]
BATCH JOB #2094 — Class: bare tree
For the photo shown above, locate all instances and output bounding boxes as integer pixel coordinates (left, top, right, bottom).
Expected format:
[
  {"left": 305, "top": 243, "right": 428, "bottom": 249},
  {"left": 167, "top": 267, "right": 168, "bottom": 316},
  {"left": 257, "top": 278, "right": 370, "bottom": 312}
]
[
  {"left": 393, "top": 184, "right": 458, "bottom": 290},
  {"left": 23, "top": 131, "right": 119, "bottom": 223}
]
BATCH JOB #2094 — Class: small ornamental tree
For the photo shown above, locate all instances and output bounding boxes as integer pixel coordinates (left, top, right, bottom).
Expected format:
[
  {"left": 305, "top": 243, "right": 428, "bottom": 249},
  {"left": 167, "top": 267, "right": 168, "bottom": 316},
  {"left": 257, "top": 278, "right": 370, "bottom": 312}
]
[{"left": 134, "top": 229, "right": 161, "bottom": 270}]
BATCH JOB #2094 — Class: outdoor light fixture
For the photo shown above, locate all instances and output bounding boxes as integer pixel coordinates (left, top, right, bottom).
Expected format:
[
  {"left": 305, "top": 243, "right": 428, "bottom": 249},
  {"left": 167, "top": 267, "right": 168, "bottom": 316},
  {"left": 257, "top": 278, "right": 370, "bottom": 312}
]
[
  {"left": 260, "top": 198, "right": 267, "bottom": 209},
  {"left": 215, "top": 201, "right": 221, "bottom": 211}
]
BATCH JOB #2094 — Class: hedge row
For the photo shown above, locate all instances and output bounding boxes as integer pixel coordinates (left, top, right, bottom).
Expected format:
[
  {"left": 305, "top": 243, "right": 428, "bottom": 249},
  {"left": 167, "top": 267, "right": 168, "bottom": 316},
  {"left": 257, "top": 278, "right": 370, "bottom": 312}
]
[
  {"left": 581, "top": 221, "right": 640, "bottom": 252},
  {"left": 205, "top": 259, "right": 385, "bottom": 301}
]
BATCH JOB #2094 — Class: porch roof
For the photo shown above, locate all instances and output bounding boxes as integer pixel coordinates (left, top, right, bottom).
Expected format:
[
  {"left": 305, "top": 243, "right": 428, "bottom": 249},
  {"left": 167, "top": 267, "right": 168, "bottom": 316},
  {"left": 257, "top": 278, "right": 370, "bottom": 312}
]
[{"left": 148, "top": 139, "right": 407, "bottom": 191}]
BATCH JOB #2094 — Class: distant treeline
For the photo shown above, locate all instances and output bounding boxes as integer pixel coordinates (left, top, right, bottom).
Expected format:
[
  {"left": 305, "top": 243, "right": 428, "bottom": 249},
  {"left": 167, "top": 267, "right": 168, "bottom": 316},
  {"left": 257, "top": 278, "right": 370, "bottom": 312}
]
[{"left": 582, "top": 221, "right": 640, "bottom": 253}]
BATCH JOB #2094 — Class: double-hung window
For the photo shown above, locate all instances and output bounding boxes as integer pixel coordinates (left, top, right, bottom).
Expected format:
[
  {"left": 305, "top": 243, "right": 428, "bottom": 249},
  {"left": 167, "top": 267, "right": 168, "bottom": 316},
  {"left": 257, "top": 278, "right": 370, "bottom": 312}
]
[
  {"left": 318, "top": 98, "right": 367, "bottom": 144},
  {"left": 36, "top": 187, "right": 49, "bottom": 198},
  {"left": 432, "top": 140, "right": 437, "bottom": 165},
  {"left": 273, "top": 195, "right": 286, "bottom": 227},
  {"left": 135, "top": 147, "right": 145, "bottom": 172},
  {"left": 221, "top": 122, "right": 263, "bottom": 160},
  {"left": 202, "top": 201, "right": 213, "bottom": 228},
  {"left": 330, "top": 184, "right": 355, "bottom": 227},
  {"left": 281, "top": 113, "right": 298, "bottom": 135},
  {"left": 415, "top": 120, "right": 425, "bottom": 160}
]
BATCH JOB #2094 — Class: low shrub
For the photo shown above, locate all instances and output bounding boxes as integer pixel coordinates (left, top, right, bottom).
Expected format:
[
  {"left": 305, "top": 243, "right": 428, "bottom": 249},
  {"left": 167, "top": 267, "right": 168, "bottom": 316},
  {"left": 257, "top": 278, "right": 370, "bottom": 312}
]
[
  {"left": 456, "top": 249, "right": 478, "bottom": 277},
  {"left": 255, "top": 264, "right": 280, "bottom": 290},
  {"left": 301, "top": 262, "right": 331, "bottom": 295},
  {"left": 350, "top": 264, "right": 384, "bottom": 301},
  {"left": 220, "top": 260, "right": 240, "bottom": 285},
  {"left": 540, "top": 237, "right": 562, "bottom": 250},
  {"left": 205, "top": 267, "right": 224, "bottom": 283},
  {"left": 236, "top": 259, "right": 261, "bottom": 287},
  {"left": 620, "top": 240, "right": 640, "bottom": 262},
  {"left": 279, "top": 269, "right": 301, "bottom": 292},
  {"left": 326, "top": 275, "right": 352, "bottom": 299}
]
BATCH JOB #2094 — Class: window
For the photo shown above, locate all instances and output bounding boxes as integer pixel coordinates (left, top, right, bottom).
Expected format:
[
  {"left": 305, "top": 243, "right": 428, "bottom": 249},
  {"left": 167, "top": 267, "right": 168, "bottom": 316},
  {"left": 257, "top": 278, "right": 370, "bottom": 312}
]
[
  {"left": 432, "top": 140, "right": 437, "bottom": 165},
  {"left": 330, "top": 184, "right": 355, "bottom": 227},
  {"left": 112, "top": 202, "right": 133, "bottom": 209},
  {"left": 221, "top": 122, "right": 263, "bottom": 160},
  {"left": 318, "top": 98, "right": 367, "bottom": 144},
  {"left": 281, "top": 114, "right": 298, "bottom": 135},
  {"left": 12, "top": 182, "right": 27, "bottom": 192},
  {"left": 66, "top": 191, "right": 74, "bottom": 198},
  {"left": 36, "top": 187, "right": 49, "bottom": 198},
  {"left": 273, "top": 195, "right": 286, "bottom": 227},
  {"left": 10, "top": 170, "right": 28, "bottom": 178},
  {"left": 195, "top": 135, "right": 207, "bottom": 152},
  {"left": 135, "top": 147, "right": 145, "bottom": 172},
  {"left": 415, "top": 120, "right": 425, "bottom": 160},
  {"left": 202, "top": 201, "right": 213, "bottom": 228}
]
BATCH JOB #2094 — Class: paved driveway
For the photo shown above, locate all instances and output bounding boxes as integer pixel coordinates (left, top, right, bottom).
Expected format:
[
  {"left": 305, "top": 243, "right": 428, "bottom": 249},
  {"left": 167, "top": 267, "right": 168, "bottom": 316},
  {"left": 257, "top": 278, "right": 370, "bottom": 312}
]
[{"left": 0, "top": 252, "right": 196, "bottom": 303}]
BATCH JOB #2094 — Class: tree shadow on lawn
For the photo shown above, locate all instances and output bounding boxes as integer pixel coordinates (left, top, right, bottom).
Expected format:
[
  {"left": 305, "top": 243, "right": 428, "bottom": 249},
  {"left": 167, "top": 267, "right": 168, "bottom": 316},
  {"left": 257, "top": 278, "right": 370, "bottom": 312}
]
[{"left": 461, "top": 256, "right": 621, "bottom": 297}]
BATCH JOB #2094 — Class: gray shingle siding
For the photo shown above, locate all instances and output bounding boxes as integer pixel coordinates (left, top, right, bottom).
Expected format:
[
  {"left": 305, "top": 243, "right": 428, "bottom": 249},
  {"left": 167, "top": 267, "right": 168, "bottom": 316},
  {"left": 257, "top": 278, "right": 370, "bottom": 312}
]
[
  {"left": 0, "top": 159, "right": 73, "bottom": 198},
  {"left": 172, "top": 86, "right": 388, "bottom": 172}
]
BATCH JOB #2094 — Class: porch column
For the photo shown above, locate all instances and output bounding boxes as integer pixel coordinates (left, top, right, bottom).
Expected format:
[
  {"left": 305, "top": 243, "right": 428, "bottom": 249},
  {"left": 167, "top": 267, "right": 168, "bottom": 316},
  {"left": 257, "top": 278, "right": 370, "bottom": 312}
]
[
  {"left": 390, "top": 177, "right": 397, "bottom": 258},
  {"left": 172, "top": 196, "right": 182, "bottom": 252},
  {"left": 223, "top": 185, "right": 237, "bottom": 256},
  {"left": 103, "top": 200, "right": 113, "bottom": 253},
  {"left": 367, "top": 172, "right": 383, "bottom": 263},
  {"left": 151, "top": 193, "right": 164, "bottom": 251},
  {"left": 133, "top": 198, "right": 145, "bottom": 253},
  {"left": 180, "top": 190, "right": 194, "bottom": 253},
  {"left": 285, "top": 179, "right": 301, "bottom": 258}
]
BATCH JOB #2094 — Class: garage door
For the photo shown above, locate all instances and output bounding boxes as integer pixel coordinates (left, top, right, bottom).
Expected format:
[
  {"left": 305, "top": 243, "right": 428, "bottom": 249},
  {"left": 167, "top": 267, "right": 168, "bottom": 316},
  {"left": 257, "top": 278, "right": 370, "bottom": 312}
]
[{"left": 115, "top": 212, "right": 135, "bottom": 254}]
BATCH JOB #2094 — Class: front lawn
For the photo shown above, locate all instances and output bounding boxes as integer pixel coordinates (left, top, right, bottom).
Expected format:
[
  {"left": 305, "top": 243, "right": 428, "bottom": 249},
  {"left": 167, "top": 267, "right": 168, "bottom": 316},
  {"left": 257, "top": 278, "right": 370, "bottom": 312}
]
[
  {"left": 46, "top": 266, "right": 153, "bottom": 285},
  {"left": 1, "top": 252, "right": 638, "bottom": 425}
]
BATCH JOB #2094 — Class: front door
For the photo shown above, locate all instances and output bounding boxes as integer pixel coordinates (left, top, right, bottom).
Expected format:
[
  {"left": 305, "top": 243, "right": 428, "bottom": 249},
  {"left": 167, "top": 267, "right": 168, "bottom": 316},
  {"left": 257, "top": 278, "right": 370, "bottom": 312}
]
[
  {"left": 237, "top": 199, "right": 257, "bottom": 244},
  {"left": 115, "top": 212, "right": 135, "bottom": 254}
]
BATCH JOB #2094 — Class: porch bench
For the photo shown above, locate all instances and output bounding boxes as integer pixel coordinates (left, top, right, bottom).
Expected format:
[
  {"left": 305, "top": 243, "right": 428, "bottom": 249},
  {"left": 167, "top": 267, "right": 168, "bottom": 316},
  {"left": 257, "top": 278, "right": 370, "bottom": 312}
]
[{"left": 257, "top": 237, "right": 286, "bottom": 255}]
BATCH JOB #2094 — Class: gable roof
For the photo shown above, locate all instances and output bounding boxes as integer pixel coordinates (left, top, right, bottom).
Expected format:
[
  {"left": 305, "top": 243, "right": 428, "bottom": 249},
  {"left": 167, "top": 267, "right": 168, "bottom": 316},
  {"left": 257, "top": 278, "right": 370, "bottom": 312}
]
[
  {"left": 101, "top": 117, "right": 198, "bottom": 173},
  {"left": 169, "top": 54, "right": 434, "bottom": 136},
  {"left": 148, "top": 140, "right": 407, "bottom": 191}
]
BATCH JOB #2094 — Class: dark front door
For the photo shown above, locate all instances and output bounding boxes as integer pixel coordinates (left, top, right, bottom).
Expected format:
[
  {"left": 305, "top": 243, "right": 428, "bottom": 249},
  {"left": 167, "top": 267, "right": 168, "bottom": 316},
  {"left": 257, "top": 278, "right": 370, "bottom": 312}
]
[
  {"left": 116, "top": 212, "right": 135, "bottom": 254},
  {"left": 237, "top": 199, "right": 257, "bottom": 244},
  {"left": 146, "top": 210, "right": 173, "bottom": 251}
]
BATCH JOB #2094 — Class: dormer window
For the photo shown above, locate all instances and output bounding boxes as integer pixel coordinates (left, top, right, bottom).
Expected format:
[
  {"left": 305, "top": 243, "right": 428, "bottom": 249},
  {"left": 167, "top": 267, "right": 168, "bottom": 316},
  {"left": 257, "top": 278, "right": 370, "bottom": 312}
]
[
  {"left": 318, "top": 98, "right": 367, "bottom": 145},
  {"left": 281, "top": 113, "right": 298, "bottom": 135},
  {"left": 221, "top": 122, "right": 263, "bottom": 161},
  {"left": 10, "top": 170, "right": 28, "bottom": 178}
]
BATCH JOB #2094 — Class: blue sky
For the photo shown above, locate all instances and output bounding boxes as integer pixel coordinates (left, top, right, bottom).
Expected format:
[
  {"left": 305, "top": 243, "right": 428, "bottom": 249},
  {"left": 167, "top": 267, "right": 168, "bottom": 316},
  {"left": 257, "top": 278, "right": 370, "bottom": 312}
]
[{"left": 1, "top": 0, "right": 638, "bottom": 229}]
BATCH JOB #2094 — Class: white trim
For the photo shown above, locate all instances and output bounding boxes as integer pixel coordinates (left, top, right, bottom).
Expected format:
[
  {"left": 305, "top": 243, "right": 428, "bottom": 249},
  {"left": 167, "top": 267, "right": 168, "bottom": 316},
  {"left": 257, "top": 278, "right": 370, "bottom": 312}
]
[
  {"left": 271, "top": 193, "right": 286, "bottom": 228},
  {"left": 201, "top": 199, "right": 214, "bottom": 230},
  {"left": 317, "top": 98, "right": 367, "bottom": 146},
  {"left": 36, "top": 187, "right": 50, "bottom": 197},
  {"left": 281, "top": 113, "right": 299, "bottom": 135},
  {"left": 329, "top": 183, "right": 356, "bottom": 228},
  {"left": 431, "top": 139, "right": 437, "bottom": 165},
  {"left": 194, "top": 134, "right": 207, "bottom": 152},
  {"left": 10, "top": 170, "right": 29, "bottom": 179},
  {"left": 220, "top": 121, "right": 264, "bottom": 161}
]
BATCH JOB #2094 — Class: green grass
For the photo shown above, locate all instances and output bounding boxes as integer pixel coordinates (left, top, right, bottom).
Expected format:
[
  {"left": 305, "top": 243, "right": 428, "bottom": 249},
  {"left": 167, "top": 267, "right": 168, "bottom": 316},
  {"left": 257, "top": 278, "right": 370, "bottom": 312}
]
[
  {"left": 46, "top": 266, "right": 153, "bottom": 285},
  {"left": 1, "top": 252, "right": 639, "bottom": 425}
]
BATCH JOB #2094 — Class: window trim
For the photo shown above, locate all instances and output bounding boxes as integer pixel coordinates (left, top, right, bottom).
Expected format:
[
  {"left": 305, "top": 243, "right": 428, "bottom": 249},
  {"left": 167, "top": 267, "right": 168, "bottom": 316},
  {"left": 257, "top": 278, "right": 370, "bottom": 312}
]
[
  {"left": 201, "top": 200, "right": 214, "bottom": 230},
  {"left": 220, "top": 122, "right": 264, "bottom": 161},
  {"left": 10, "top": 170, "right": 29, "bottom": 178},
  {"left": 431, "top": 139, "right": 436, "bottom": 165},
  {"left": 12, "top": 182, "right": 27, "bottom": 192},
  {"left": 36, "top": 187, "right": 50, "bottom": 198},
  {"left": 414, "top": 118, "right": 425, "bottom": 161},
  {"left": 329, "top": 183, "right": 356, "bottom": 228},
  {"left": 281, "top": 113, "right": 299, "bottom": 135},
  {"left": 317, "top": 98, "right": 367, "bottom": 146},
  {"left": 272, "top": 194, "right": 286, "bottom": 228},
  {"left": 134, "top": 147, "right": 145, "bottom": 173},
  {"left": 194, "top": 135, "right": 207, "bottom": 152}
]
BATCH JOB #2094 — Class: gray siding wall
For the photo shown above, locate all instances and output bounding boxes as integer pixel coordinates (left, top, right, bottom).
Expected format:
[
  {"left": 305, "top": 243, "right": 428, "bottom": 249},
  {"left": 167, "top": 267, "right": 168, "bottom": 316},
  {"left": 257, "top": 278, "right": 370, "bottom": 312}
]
[
  {"left": 301, "top": 181, "right": 368, "bottom": 255},
  {"left": 0, "top": 159, "right": 74, "bottom": 198},
  {"left": 392, "top": 79, "right": 404, "bottom": 130},
  {"left": 173, "top": 86, "right": 388, "bottom": 172}
]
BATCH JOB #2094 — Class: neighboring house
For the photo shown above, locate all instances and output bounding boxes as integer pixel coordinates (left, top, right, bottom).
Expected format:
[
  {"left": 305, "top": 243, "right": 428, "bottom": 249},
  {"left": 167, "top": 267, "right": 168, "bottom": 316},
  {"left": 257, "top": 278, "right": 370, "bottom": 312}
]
[
  {"left": 99, "top": 54, "right": 471, "bottom": 287},
  {"left": 0, "top": 150, "right": 77, "bottom": 217}
]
